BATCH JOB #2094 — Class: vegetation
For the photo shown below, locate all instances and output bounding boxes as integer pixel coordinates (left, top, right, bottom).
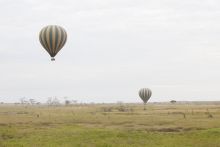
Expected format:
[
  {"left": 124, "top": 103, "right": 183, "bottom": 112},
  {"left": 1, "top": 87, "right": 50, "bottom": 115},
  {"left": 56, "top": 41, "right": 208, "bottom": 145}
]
[
  {"left": 170, "top": 100, "right": 177, "bottom": 104},
  {"left": 0, "top": 103, "right": 220, "bottom": 147}
]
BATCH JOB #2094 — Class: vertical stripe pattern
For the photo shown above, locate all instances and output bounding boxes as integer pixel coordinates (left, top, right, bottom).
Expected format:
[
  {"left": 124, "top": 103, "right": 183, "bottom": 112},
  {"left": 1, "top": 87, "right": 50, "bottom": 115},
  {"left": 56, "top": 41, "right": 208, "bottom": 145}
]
[
  {"left": 139, "top": 88, "right": 152, "bottom": 104},
  {"left": 39, "top": 25, "right": 67, "bottom": 59}
]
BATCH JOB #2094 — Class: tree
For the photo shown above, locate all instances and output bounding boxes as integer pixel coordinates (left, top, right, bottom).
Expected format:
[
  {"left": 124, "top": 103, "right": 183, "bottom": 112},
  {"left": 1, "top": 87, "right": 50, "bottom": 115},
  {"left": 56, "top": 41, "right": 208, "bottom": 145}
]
[
  {"left": 47, "top": 97, "right": 60, "bottom": 106},
  {"left": 29, "top": 99, "right": 36, "bottom": 105},
  {"left": 47, "top": 97, "right": 53, "bottom": 106},
  {"left": 72, "top": 100, "right": 77, "bottom": 104},
  {"left": 170, "top": 100, "right": 177, "bottom": 104},
  {"left": 20, "top": 97, "right": 29, "bottom": 105},
  {"left": 52, "top": 98, "right": 60, "bottom": 106},
  {"left": 65, "top": 100, "right": 71, "bottom": 106}
]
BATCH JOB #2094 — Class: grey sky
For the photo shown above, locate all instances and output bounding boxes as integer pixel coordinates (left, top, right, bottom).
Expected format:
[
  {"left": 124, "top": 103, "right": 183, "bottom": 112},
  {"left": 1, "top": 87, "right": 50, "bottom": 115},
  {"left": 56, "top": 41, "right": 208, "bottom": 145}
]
[{"left": 0, "top": 0, "right": 220, "bottom": 103}]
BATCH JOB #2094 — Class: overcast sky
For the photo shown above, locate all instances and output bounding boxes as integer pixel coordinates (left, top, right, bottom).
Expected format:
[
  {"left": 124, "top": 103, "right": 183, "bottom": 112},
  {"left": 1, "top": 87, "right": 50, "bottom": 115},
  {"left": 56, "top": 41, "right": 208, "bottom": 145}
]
[{"left": 0, "top": 0, "right": 220, "bottom": 103}]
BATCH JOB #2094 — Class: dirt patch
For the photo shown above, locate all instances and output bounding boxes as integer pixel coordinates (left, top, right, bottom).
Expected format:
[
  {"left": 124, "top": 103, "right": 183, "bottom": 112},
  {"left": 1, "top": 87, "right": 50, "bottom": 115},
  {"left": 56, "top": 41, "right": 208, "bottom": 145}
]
[
  {"left": 147, "top": 127, "right": 204, "bottom": 132},
  {"left": 0, "top": 123, "right": 8, "bottom": 126}
]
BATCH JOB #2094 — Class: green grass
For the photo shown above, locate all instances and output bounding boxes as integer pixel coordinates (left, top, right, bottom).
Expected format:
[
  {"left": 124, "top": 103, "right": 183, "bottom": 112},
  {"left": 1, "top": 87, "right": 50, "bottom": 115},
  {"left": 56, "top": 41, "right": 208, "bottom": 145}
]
[{"left": 0, "top": 104, "right": 220, "bottom": 147}]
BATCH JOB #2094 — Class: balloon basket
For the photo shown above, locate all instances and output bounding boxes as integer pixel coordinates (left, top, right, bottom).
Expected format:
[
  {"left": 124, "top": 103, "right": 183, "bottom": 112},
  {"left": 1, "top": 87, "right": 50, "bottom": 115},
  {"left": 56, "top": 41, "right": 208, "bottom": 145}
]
[{"left": 51, "top": 57, "right": 55, "bottom": 61}]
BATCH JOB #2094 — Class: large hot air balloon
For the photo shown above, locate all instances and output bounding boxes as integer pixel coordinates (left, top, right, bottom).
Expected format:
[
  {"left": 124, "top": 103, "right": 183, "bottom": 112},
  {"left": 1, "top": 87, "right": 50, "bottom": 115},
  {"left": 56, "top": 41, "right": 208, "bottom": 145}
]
[
  {"left": 39, "top": 25, "right": 67, "bottom": 61},
  {"left": 139, "top": 88, "right": 152, "bottom": 110}
]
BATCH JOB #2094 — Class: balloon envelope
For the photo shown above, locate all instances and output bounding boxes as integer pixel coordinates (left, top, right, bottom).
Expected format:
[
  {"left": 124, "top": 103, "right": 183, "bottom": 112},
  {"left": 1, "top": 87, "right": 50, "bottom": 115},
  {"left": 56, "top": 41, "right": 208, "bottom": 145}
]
[
  {"left": 139, "top": 88, "right": 152, "bottom": 104},
  {"left": 39, "top": 25, "right": 67, "bottom": 61}
]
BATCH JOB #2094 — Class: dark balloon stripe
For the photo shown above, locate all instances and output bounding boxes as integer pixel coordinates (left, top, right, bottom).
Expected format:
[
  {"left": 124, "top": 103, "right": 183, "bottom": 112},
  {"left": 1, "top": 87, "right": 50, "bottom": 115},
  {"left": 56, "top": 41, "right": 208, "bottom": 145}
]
[
  {"left": 57, "top": 27, "right": 65, "bottom": 52},
  {"left": 54, "top": 26, "right": 59, "bottom": 52},
  {"left": 43, "top": 27, "right": 51, "bottom": 55},
  {"left": 39, "top": 29, "right": 47, "bottom": 50},
  {"left": 49, "top": 26, "right": 54, "bottom": 55},
  {"left": 55, "top": 27, "right": 62, "bottom": 54},
  {"left": 55, "top": 27, "right": 63, "bottom": 54}
]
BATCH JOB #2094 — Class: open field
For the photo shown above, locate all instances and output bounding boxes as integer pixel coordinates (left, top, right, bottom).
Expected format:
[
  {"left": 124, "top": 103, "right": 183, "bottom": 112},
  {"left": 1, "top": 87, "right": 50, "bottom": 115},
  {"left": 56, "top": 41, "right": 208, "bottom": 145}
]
[{"left": 0, "top": 103, "right": 220, "bottom": 147}]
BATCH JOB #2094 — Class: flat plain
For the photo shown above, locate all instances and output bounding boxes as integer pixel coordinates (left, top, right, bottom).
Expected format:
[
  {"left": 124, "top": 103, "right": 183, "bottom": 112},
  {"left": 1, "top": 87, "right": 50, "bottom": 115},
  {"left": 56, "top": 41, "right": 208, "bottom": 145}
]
[{"left": 0, "top": 103, "right": 220, "bottom": 147}]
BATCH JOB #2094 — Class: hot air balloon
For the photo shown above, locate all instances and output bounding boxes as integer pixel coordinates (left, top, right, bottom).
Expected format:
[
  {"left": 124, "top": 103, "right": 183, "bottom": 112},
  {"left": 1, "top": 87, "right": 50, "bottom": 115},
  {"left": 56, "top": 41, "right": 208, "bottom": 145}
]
[
  {"left": 139, "top": 88, "right": 152, "bottom": 110},
  {"left": 39, "top": 25, "right": 67, "bottom": 61}
]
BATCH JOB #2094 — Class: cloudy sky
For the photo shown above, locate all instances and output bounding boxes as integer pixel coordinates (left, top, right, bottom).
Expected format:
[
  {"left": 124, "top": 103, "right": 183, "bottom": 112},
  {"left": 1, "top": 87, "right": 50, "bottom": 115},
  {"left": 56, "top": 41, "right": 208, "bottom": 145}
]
[{"left": 0, "top": 0, "right": 220, "bottom": 103}]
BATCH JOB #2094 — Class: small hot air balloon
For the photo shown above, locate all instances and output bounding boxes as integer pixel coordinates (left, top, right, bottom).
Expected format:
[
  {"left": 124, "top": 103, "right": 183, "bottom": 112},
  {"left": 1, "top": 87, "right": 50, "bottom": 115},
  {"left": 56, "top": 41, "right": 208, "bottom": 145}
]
[
  {"left": 139, "top": 88, "right": 152, "bottom": 110},
  {"left": 39, "top": 25, "right": 67, "bottom": 61}
]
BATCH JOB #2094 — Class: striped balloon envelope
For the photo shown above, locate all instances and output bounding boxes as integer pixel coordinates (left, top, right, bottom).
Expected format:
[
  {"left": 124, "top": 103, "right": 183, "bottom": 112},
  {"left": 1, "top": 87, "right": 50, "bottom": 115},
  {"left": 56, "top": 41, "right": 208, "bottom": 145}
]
[
  {"left": 139, "top": 88, "right": 152, "bottom": 104},
  {"left": 39, "top": 25, "right": 67, "bottom": 61}
]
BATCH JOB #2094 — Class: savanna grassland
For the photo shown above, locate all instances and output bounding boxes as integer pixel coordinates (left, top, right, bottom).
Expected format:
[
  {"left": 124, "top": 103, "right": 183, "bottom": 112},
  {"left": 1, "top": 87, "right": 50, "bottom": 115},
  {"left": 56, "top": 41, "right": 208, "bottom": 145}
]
[{"left": 0, "top": 103, "right": 220, "bottom": 147}]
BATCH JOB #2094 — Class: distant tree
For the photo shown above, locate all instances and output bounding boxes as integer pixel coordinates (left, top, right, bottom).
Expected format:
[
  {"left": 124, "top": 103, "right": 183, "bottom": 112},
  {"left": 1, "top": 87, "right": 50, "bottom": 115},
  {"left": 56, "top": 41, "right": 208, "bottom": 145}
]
[
  {"left": 72, "top": 100, "right": 77, "bottom": 104},
  {"left": 170, "top": 100, "right": 177, "bottom": 104},
  {"left": 29, "top": 99, "right": 36, "bottom": 105},
  {"left": 20, "top": 97, "right": 25, "bottom": 104},
  {"left": 47, "top": 97, "right": 60, "bottom": 106},
  {"left": 52, "top": 98, "right": 60, "bottom": 106},
  {"left": 36, "top": 102, "right": 41, "bottom": 105},
  {"left": 20, "top": 97, "right": 29, "bottom": 105},
  {"left": 47, "top": 97, "right": 53, "bottom": 106},
  {"left": 65, "top": 100, "right": 71, "bottom": 106}
]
